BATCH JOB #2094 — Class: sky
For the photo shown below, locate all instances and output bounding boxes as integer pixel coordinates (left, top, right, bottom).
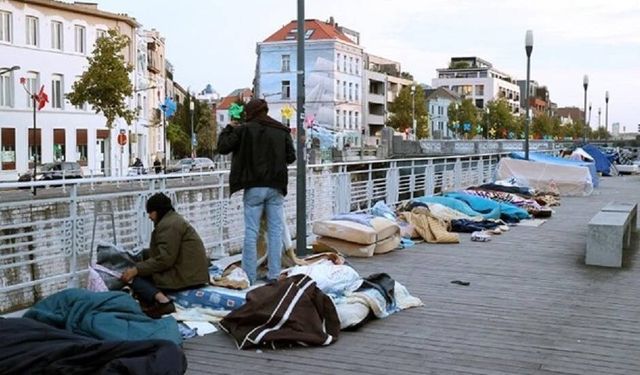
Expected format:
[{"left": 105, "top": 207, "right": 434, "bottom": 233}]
[{"left": 94, "top": 0, "right": 640, "bottom": 132}]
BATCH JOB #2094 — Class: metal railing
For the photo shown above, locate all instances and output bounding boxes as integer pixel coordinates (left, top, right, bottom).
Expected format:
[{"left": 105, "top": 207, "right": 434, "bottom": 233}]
[{"left": 0, "top": 152, "right": 506, "bottom": 312}]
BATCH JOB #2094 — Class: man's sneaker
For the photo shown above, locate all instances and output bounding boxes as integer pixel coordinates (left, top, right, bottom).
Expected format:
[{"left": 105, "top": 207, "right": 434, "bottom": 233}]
[{"left": 143, "top": 301, "right": 176, "bottom": 319}]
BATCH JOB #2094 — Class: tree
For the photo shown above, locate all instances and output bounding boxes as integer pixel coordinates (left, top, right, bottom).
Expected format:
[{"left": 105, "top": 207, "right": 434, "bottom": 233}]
[
  {"left": 67, "top": 29, "right": 135, "bottom": 128},
  {"left": 483, "top": 99, "right": 516, "bottom": 139},
  {"left": 196, "top": 103, "right": 216, "bottom": 157},
  {"left": 448, "top": 99, "right": 478, "bottom": 138},
  {"left": 387, "top": 85, "right": 428, "bottom": 138},
  {"left": 531, "top": 112, "right": 555, "bottom": 139},
  {"left": 592, "top": 126, "right": 610, "bottom": 140}
]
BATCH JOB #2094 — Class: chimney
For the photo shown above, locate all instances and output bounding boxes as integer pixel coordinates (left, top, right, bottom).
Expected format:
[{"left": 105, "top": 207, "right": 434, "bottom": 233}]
[{"left": 329, "top": 16, "right": 335, "bottom": 26}]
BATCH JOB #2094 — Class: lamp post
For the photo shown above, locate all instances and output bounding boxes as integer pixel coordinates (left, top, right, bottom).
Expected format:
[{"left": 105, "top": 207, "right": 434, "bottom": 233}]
[
  {"left": 295, "top": 0, "right": 307, "bottom": 256},
  {"left": 605, "top": 90, "right": 609, "bottom": 139},
  {"left": 524, "top": 30, "right": 533, "bottom": 160},
  {"left": 190, "top": 98, "right": 195, "bottom": 158},
  {"left": 583, "top": 74, "right": 589, "bottom": 143},
  {"left": 411, "top": 84, "right": 416, "bottom": 140}
]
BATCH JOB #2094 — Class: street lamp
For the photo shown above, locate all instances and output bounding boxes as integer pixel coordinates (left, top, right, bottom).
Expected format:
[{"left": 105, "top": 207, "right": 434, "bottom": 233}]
[
  {"left": 588, "top": 102, "right": 592, "bottom": 129},
  {"left": 0, "top": 65, "right": 20, "bottom": 75},
  {"left": 583, "top": 74, "right": 589, "bottom": 143},
  {"left": 605, "top": 90, "right": 609, "bottom": 138},
  {"left": 524, "top": 30, "right": 533, "bottom": 160},
  {"left": 411, "top": 84, "right": 416, "bottom": 140},
  {"left": 190, "top": 98, "right": 195, "bottom": 158}
]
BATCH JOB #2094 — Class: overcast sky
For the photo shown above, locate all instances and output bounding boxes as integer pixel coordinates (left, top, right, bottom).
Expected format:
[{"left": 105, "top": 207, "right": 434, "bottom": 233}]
[{"left": 94, "top": 0, "right": 639, "bottom": 131}]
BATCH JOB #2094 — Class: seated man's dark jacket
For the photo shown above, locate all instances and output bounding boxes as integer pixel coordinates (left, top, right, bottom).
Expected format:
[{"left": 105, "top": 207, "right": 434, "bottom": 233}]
[
  {"left": 136, "top": 210, "right": 209, "bottom": 290},
  {"left": 217, "top": 115, "right": 296, "bottom": 196}
]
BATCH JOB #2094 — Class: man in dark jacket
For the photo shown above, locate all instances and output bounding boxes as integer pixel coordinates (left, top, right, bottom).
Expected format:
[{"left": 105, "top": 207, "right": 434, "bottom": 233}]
[
  {"left": 217, "top": 98, "right": 296, "bottom": 285},
  {"left": 121, "top": 193, "right": 210, "bottom": 318}
]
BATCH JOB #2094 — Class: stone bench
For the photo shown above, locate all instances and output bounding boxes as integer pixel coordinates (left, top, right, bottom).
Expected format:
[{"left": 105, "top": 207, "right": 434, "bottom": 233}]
[{"left": 586, "top": 202, "right": 637, "bottom": 267}]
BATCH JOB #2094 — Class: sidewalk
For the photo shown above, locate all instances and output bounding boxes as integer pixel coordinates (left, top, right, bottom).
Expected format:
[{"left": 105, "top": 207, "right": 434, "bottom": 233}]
[{"left": 184, "top": 175, "right": 640, "bottom": 375}]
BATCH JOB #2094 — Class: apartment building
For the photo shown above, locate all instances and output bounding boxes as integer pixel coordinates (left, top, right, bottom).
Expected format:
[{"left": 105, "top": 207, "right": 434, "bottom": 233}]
[
  {"left": 0, "top": 0, "right": 143, "bottom": 180},
  {"left": 424, "top": 86, "right": 459, "bottom": 139},
  {"left": 431, "top": 57, "right": 521, "bottom": 113},
  {"left": 255, "top": 17, "right": 364, "bottom": 148},
  {"left": 362, "top": 53, "right": 413, "bottom": 145}
]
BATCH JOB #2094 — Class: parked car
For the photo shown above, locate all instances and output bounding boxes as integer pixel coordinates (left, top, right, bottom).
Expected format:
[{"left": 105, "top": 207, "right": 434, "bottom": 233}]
[
  {"left": 175, "top": 157, "right": 215, "bottom": 173},
  {"left": 40, "top": 162, "right": 84, "bottom": 180}
]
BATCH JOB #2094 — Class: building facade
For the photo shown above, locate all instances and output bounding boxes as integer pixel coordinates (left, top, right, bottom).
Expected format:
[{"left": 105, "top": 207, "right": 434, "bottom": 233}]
[
  {"left": 0, "top": 0, "right": 142, "bottom": 180},
  {"left": 424, "top": 86, "right": 459, "bottom": 139},
  {"left": 256, "top": 18, "right": 364, "bottom": 148},
  {"left": 431, "top": 57, "right": 521, "bottom": 113}
]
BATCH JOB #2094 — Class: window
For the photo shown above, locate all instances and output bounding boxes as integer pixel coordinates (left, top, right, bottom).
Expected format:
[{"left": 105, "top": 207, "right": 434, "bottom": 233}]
[
  {"left": 438, "top": 106, "right": 444, "bottom": 115},
  {"left": 304, "top": 29, "right": 314, "bottom": 39},
  {"left": 335, "top": 109, "right": 340, "bottom": 128},
  {"left": 76, "top": 129, "right": 87, "bottom": 165},
  {"left": 348, "top": 83, "right": 353, "bottom": 101},
  {"left": 74, "top": 25, "right": 86, "bottom": 53},
  {"left": 0, "top": 11, "right": 11, "bottom": 43},
  {"left": 219, "top": 114, "right": 224, "bottom": 122},
  {"left": 343, "top": 55, "right": 347, "bottom": 72},
  {"left": 281, "top": 116, "right": 290, "bottom": 127},
  {"left": 0, "top": 72, "right": 12, "bottom": 107},
  {"left": 281, "top": 54, "right": 290, "bottom": 72},
  {"left": 348, "top": 111, "right": 352, "bottom": 128},
  {"left": 355, "top": 84, "right": 359, "bottom": 101},
  {"left": 349, "top": 57, "right": 353, "bottom": 74},
  {"left": 26, "top": 71, "right": 39, "bottom": 108},
  {"left": 342, "top": 110, "right": 346, "bottom": 128},
  {"left": 281, "top": 80, "right": 290, "bottom": 99},
  {"left": 475, "top": 84, "right": 484, "bottom": 96},
  {"left": 1, "top": 128, "right": 16, "bottom": 170},
  {"left": 26, "top": 16, "right": 38, "bottom": 46},
  {"left": 28, "top": 128, "right": 41, "bottom": 167},
  {"left": 336, "top": 53, "right": 340, "bottom": 71},
  {"left": 355, "top": 58, "right": 360, "bottom": 75},
  {"left": 51, "top": 21, "right": 63, "bottom": 50},
  {"left": 51, "top": 74, "right": 63, "bottom": 109},
  {"left": 342, "top": 81, "right": 346, "bottom": 100},
  {"left": 355, "top": 112, "right": 359, "bottom": 128},
  {"left": 336, "top": 80, "right": 340, "bottom": 100},
  {"left": 53, "top": 129, "right": 65, "bottom": 161}
]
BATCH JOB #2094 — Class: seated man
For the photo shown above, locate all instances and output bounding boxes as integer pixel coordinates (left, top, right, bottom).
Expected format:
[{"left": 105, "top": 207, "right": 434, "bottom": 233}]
[{"left": 121, "top": 193, "right": 210, "bottom": 318}]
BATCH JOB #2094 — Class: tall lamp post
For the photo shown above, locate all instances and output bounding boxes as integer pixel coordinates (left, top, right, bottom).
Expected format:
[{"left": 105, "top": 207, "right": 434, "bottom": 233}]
[
  {"left": 582, "top": 75, "right": 589, "bottom": 143},
  {"left": 411, "top": 84, "right": 416, "bottom": 140},
  {"left": 189, "top": 97, "right": 195, "bottom": 158},
  {"left": 295, "top": 0, "right": 307, "bottom": 255},
  {"left": 605, "top": 90, "right": 609, "bottom": 139},
  {"left": 524, "top": 30, "right": 533, "bottom": 160}
]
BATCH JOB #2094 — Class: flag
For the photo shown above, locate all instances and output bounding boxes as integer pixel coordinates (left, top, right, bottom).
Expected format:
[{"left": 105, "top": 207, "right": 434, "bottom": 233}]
[{"left": 36, "top": 85, "right": 48, "bottom": 111}]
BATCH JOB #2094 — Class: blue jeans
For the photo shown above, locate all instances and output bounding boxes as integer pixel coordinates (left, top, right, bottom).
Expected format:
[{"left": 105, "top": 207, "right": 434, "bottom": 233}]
[{"left": 242, "top": 187, "right": 285, "bottom": 284}]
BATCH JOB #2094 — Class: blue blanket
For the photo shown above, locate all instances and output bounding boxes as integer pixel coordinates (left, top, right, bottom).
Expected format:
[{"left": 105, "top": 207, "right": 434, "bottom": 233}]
[
  {"left": 444, "top": 192, "right": 530, "bottom": 222},
  {"left": 24, "top": 288, "right": 182, "bottom": 345}
]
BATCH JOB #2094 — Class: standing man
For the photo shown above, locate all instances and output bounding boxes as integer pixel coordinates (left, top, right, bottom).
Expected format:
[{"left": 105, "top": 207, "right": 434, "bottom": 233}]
[
  {"left": 217, "top": 99, "right": 296, "bottom": 285},
  {"left": 121, "top": 193, "right": 210, "bottom": 318}
]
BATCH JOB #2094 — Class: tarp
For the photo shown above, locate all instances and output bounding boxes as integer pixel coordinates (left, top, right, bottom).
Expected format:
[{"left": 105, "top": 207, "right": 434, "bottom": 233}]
[
  {"left": 509, "top": 152, "right": 599, "bottom": 188},
  {"left": 570, "top": 148, "right": 593, "bottom": 161},
  {"left": 582, "top": 144, "right": 619, "bottom": 176},
  {"left": 495, "top": 157, "right": 593, "bottom": 196}
]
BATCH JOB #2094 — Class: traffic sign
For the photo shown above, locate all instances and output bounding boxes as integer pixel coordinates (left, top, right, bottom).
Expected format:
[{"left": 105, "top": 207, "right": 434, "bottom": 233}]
[{"left": 117, "top": 133, "right": 127, "bottom": 146}]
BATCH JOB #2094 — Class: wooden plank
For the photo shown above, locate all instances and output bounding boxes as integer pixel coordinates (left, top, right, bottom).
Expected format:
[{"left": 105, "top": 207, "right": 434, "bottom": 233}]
[{"left": 184, "top": 176, "right": 640, "bottom": 375}]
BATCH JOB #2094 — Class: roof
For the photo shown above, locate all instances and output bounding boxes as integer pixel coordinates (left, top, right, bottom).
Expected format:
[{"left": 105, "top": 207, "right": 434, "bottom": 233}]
[
  {"left": 16, "top": 0, "right": 140, "bottom": 27},
  {"left": 263, "top": 19, "right": 353, "bottom": 44},
  {"left": 218, "top": 88, "right": 253, "bottom": 110},
  {"left": 425, "top": 86, "right": 459, "bottom": 102}
]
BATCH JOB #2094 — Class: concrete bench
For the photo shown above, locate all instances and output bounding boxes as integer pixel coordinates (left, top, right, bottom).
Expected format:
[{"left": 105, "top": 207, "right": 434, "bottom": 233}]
[
  {"left": 586, "top": 204, "right": 636, "bottom": 267},
  {"left": 601, "top": 201, "right": 637, "bottom": 248}
]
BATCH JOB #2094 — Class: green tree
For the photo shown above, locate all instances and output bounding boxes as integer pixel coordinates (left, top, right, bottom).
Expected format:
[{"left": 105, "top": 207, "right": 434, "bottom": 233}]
[
  {"left": 483, "top": 99, "right": 516, "bottom": 139},
  {"left": 448, "top": 99, "right": 478, "bottom": 138},
  {"left": 66, "top": 29, "right": 135, "bottom": 128},
  {"left": 196, "top": 103, "right": 216, "bottom": 157},
  {"left": 592, "top": 126, "right": 610, "bottom": 140},
  {"left": 388, "top": 85, "right": 429, "bottom": 139},
  {"left": 531, "top": 112, "right": 555, "bottom": 139}
]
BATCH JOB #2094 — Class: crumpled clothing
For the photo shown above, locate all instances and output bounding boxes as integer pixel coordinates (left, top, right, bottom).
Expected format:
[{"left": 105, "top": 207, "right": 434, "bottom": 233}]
[{"left": 399, "top": 208, "right": 459, "bottom": 244}]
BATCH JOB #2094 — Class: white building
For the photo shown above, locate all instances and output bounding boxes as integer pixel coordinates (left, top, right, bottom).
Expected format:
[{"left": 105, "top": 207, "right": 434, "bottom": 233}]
[
  {"left": 256, "top": 17, "right": 364, "bottom": 148},
  {"left": 431, "top": 57, "right": 520, "bottom": 113},
  {"left": 424, "top": 86, "right": 460, "bottom": 139},
  {"left": 216, "top": 88, "right": 252, "bottom": 128},
  {"left": 0, "top": 0, "right": 145, "bottom": 180}
]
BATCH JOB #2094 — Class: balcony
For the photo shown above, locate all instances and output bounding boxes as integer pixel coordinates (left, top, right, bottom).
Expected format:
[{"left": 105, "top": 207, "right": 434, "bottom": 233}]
[
  {"left": 367, "top": 92, "right": 385, "bottom": 104},
  {"left": 147, "top": 55, "right": 161, "bottom": 74},
  {"left": 367, "top": 114, "right": 384, "bottom": 125}
]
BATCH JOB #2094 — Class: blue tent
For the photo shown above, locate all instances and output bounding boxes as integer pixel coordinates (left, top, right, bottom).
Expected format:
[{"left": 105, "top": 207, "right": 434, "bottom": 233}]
[
  {"left": 582, "top": 144, "right": 618, "bottom": 176},
  {"left": 509, "top": 152, "right": 599, "bottom": 187}
]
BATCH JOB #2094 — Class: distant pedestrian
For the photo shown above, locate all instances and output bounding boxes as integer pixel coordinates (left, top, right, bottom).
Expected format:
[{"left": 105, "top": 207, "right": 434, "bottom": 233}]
[
  {"left": 153, "top": 158, "right": 162, "bottom": 174},
  {"left": 217, "top": 99, "right": 296, "bottom": 285}
]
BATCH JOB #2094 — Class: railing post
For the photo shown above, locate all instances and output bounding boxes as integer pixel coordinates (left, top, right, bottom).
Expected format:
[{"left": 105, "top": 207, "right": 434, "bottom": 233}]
[
  {"left": 453, "top": 158, "right": 462, "bottom": 191},
  {"left": 386, "top": 161, "right": 400, "bottom": 205},
  {"left": 366, "top": 163, "right": 373, "bottom": 210},
  {"left": 68, "top": 184, "right": 79, "bottom": 288},
  {"left": 425, "top": 160, "right": 435, "bottom": 196},
  {"left": 409, "top": 159, "right": 416, "bottom": 200}
]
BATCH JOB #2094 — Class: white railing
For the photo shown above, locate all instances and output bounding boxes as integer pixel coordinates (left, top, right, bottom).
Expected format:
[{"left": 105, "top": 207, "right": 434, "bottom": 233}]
[{"left": 0, "top": 152, "right": 506, "bottom": 312}]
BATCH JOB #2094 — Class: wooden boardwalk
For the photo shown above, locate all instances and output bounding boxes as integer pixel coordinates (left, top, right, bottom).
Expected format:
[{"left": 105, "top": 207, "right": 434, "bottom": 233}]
[{"left": 184, "top": 175, "right": 640, "bottom": 375}]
